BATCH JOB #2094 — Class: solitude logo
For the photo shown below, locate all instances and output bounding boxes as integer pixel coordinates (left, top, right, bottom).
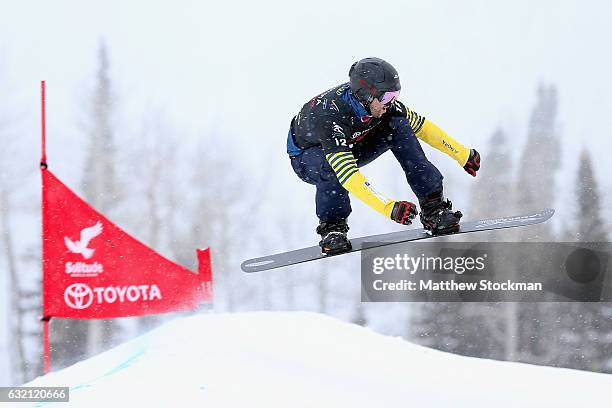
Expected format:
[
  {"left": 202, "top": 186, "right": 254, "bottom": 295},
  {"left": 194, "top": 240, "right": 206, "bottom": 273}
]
[
  {"left": 64, "top": 221, "right": 105, "bottom": 277},
  {"left": 64, "top": 221, "right": 103, "bottom": 259}
]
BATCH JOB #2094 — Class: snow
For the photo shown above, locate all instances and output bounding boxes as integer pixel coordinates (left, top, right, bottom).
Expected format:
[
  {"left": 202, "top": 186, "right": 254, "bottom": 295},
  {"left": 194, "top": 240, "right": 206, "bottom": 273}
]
[{"left": 24, "top": 312, "right": 612, "bottom": 407}]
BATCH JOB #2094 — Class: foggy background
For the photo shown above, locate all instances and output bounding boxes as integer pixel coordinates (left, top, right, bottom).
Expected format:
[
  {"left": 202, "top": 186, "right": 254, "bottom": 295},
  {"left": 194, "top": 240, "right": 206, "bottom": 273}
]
[{"left": 1, "top": 0, "right": 611, "bottom": 384}]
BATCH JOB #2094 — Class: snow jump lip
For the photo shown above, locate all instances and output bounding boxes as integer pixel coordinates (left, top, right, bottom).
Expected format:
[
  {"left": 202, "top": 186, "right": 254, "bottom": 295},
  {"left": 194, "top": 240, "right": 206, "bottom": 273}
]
[
  {"left": 25, "top": 308, "right": 612, "bottom": 407},
  {"left": 240, "top": 208, "right": 555, "bottom": 273}
]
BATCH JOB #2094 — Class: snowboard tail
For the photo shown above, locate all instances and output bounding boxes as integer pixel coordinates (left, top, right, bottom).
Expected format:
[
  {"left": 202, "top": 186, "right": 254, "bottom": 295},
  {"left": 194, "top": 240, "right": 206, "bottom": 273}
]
[{"left": 241, "top": 208, "right": 555, "bottom": 273}]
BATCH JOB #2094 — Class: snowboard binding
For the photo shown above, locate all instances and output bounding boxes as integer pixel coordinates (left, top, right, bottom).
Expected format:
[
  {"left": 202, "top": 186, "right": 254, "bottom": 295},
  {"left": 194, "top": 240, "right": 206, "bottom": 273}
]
[
  {"left": 419, "top": 192, "right": 463, "bottom": 235},
  {"left": 317, "top": 220, "right": 352, "bottom": 256}
]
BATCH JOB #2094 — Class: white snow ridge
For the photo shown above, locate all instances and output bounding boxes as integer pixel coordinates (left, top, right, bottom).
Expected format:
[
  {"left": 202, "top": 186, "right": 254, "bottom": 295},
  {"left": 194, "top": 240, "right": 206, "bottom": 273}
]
[{"left": 26, "top": 312, "right": 612, "bottom": 407}]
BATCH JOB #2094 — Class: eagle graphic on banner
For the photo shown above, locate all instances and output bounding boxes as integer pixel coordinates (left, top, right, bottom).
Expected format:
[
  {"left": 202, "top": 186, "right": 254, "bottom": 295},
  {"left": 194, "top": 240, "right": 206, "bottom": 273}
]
[{"left": 64, "top": 221, "right": 103, "bottom": 259}]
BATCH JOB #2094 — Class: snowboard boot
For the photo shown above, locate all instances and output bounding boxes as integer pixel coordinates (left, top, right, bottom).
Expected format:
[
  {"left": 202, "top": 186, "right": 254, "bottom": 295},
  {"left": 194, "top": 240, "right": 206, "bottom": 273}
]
[
  {"left": 419, "top": 191, "right": 463, "bottom": 235},
  {"left": 317, "top": 219, "right": 352, "bottom": 256}
]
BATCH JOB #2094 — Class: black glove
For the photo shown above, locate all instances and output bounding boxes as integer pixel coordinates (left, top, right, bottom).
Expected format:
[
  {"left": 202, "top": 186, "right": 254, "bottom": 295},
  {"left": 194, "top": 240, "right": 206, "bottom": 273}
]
[
  {"left": 464, "top": 149, "right": 481, "bottom": 177},
  {"left": 390, "top": 201, "right": 418, "bottom": 225}
]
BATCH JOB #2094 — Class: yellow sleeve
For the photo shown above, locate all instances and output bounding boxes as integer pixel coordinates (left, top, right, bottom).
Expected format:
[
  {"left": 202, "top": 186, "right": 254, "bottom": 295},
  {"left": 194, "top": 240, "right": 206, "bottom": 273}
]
[
  {"left": 326, "top": 151, "right": 395, "bottom": 218},
  {"left": 405, "top": 108, "right": 470, "bottom": 166}
]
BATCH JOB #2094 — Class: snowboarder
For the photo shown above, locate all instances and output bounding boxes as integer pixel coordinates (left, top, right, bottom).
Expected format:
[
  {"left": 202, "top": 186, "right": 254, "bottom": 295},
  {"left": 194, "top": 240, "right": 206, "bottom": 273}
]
[{"left": 287, "top": 57, "right": 481, "bottom": 255}]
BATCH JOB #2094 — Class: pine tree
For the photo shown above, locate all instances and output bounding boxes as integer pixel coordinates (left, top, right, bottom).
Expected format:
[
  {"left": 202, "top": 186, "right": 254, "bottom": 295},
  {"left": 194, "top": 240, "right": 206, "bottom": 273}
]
[
  {"left": 82, "top": 42, "right": 121, "bottom": 210},
  {"left": 130, "top": 111, "right": 181, "bottom": 332},
  {"left": 553, "top": 149, "right": 611, "bottom": 372},
  {"left": 83, "top": 41, "right": 124, "bottom": 356},
  {"left": 165, "top": 133, "right": 245, "bottom": 311},
  {"left": 466, "top": 128, "right": 519, "bottom": 360},
  {"left": 508, "top": 84, "right": 562, "bottom": 366},
  {"left": 409, "top": 128, "right": 519, "bottom": 361},
  {"left": 515, "top": 83, "right": 561, "bottom": 240},
  {"left": 0, "top": 59, "right": 45, "bottom": 383},
  {"left": 574, "top": 149, "right": 607, "bottom": 242},
  {"left": 51, "top": 41, "right": 123, "bottom": 367}
]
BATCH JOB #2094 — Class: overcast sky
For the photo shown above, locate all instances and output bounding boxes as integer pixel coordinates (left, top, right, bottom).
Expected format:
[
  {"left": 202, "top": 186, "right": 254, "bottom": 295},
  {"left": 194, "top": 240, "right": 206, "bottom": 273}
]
[
  {"left": 2, "top": 0, "right": 611, "bottom": 206},
  {"left": 1, "top": 0, "right": 612, "bottom": 384}
]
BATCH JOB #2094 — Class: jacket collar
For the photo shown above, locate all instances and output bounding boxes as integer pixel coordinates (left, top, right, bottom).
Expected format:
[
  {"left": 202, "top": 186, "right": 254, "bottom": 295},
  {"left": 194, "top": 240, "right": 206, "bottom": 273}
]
[{"left": 340, "top": 85, "right": 371, "bottom": 119}]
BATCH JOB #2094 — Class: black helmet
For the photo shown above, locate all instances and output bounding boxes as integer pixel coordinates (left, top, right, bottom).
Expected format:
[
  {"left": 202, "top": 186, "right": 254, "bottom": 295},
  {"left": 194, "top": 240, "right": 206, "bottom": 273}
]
[{"left": 349, "top": 57, "right": 401, "bottom": 106}]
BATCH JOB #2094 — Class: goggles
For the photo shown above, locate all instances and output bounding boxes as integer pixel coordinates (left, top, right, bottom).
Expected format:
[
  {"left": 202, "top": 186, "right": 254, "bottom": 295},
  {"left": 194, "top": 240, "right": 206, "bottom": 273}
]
[{"left": 379, "top": 90, "right": 400, "bottom": 107}]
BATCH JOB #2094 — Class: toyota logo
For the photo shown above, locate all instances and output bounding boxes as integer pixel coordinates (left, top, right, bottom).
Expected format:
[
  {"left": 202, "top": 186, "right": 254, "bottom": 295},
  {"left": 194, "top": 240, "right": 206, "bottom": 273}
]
[{"left": 64, "top": 283, "right": 94, "bottom": 309}]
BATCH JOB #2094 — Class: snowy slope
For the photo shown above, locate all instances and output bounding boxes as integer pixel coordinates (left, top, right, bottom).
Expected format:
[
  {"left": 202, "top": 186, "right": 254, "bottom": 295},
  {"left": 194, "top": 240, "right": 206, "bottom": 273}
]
[{"left": 25, "top": 312, "right": 612, "bottom": 407}]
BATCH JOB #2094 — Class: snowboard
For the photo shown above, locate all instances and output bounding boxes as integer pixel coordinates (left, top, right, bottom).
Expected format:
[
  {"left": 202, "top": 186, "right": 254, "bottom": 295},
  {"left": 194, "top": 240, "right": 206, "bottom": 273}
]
[{"left": 241, "top": 208, "right": 554, "bottom": 273}]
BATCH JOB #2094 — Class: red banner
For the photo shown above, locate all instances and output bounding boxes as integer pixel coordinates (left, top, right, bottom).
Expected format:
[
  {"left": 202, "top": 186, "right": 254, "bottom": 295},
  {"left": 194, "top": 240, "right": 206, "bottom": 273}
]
[{"left": 42, "top": 169, "right": 213, "bottom": 319}]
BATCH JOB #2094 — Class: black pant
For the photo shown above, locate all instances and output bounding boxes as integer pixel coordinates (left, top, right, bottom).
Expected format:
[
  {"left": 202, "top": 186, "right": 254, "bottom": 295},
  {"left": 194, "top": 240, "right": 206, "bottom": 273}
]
[{"left": 290, "top": 117, "right": 443, "bottom": 223}]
